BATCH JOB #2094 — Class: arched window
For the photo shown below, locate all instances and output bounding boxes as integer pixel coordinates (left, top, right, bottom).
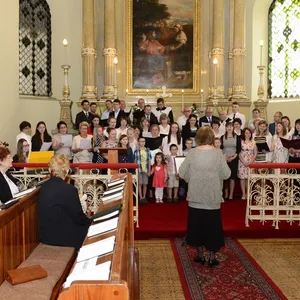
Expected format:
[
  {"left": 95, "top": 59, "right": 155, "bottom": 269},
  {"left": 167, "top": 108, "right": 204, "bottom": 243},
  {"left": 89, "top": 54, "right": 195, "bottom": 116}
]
[
  {"left": 19, "top": 0, "right": 52, "bottom": 97},
  {"left": 268, "top": 0, "right": 300, "bottom": 98}
]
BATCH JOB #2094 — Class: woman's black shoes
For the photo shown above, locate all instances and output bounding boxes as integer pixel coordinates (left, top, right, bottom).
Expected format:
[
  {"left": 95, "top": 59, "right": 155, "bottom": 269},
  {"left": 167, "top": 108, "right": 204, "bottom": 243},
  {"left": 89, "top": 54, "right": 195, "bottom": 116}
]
[
  {"left": 193, "top": 256, "right": 206, "bottom": 265},
  {"left": 208, "top": 259, "right": 219, "bottom": 267}
]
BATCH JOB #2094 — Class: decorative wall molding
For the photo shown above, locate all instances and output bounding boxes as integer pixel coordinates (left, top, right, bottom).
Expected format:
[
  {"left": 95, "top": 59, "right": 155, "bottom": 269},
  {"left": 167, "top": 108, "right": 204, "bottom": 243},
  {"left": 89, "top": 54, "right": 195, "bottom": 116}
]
[
  {"left": 102, "top": 47, "right": 117, "bottom": 56},
  {"left": 81, "top": 47, "right": 98, "bottom": 57}
]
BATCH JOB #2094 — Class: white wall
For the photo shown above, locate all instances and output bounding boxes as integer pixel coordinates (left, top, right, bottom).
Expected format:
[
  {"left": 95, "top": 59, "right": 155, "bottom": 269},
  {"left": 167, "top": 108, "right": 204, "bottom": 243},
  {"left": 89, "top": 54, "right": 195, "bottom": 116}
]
[{"left": 0, "top": 0, "right": 82, "bottom": 152}]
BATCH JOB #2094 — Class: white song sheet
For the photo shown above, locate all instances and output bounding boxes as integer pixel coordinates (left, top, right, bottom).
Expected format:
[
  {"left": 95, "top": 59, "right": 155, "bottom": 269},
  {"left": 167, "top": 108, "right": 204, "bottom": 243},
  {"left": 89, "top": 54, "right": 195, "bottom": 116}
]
[
  {"left": 80, "top": 139, "right": 92, "bottom": 150},
  {"left": 87, "top": 217, "right": 119, "bottom": 238},
  {"left": 77, "top": 236, "right": 116, "bottom": 262},
  {"left": 93, "top": 210, "right": 119, "bottom": 223},
  {"left": 61, "top": 134, "right": 73, "bottom": 147},
  {"left": 64, "top": 261, "right": 111, "bottom": 288},
  {"left": 40, "top": 142, "right": 52, "bottom": 151}
]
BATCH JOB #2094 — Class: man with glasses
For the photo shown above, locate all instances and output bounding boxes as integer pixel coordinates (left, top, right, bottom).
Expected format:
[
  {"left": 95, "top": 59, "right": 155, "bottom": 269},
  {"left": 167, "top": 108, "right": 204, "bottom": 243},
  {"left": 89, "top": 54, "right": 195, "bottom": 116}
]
[
  {"left": 16, "top": 121, "right": 32, "bottom": 149},
  {"left": 269, "top": 111, "right": 283, "bottom": 135},
  {"left": 177, "top": 106, "right": 192, "bottom": 130}
]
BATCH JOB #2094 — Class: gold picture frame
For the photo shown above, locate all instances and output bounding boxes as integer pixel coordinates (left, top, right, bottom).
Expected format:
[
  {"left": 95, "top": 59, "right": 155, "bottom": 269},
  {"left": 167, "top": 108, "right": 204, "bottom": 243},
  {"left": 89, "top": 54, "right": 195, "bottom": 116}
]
[{"left": 126, "top": 0, "right": 200, "bottom": 95}]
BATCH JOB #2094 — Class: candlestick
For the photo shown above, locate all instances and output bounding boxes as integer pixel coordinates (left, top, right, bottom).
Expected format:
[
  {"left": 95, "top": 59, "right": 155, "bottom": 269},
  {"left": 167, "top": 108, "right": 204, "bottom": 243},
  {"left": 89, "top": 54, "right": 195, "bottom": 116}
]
[
  {"left": 260, "top": 40, "right": 263, "bottom": 66},
  {"left": 181, "top": 89, "right": 184, "bottom": 111},
  {"left": 213, "top": 58, "right": 218, "bottom": 98},
  {"left": 63, "top": 39, "right": 68, "bottom": 65},
  {"left": 113, "top": 56, "right": 118, "bottom": 87}
]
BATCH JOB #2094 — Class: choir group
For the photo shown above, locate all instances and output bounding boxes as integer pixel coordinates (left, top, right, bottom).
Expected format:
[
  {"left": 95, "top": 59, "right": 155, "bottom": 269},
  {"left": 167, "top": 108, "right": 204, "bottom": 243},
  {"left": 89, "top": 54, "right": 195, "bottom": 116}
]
[{"left": 11, "top": 98, "right": 300, "bottom": 204}]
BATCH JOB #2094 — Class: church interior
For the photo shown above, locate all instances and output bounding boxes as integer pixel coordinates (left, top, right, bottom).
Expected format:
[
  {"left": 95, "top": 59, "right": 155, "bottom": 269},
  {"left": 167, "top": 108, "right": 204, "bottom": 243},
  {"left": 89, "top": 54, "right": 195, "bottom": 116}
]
[{"left": 0, "top": 0, "right": 300, "bottom": 299}]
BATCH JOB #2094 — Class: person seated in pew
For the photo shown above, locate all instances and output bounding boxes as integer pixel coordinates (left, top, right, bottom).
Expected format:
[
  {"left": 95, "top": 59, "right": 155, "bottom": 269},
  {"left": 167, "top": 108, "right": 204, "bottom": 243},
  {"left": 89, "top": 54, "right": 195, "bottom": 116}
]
[
  {"left": 38, "top": 154, "right": 92, "bottom": 249},
  {"left": 0, "top": 147, "right": 20, "bottom": 203}
]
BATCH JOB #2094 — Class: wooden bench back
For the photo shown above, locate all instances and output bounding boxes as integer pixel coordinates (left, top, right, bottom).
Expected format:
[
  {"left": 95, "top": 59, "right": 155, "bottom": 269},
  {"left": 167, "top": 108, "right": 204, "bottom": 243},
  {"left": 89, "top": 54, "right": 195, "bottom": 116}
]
[{"left": 0, "top": 189, "right": 40, "bottom": 284}]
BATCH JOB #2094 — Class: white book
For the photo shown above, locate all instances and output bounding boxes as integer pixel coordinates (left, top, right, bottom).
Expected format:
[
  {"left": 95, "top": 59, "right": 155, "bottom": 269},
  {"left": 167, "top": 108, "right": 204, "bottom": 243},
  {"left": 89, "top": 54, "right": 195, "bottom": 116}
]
[
  {"left": 102, "top": 191, "right": 123, "bottom": 202},
  {"left": 64, "top": 261, "right": 111, "bottom": 288},
  {"left": 93, "top": 210, "right": 119, "bottom": 223},
  {"left": 77, "top": 236, "right": 116, "bottom": 262},
  {"left": 87, "top": 217, "right": 119, "bottom": 238},
  {"left": 107, "top": 178, "right": 125, "bottom": 187},
  {"left": 13, "top": 187, "right": 36, "bottom": 198},
  {"left": 71, "top": 256, "right": 98, "bottom": 276},
  {"left": 40, "top": 142, "right": 52, "bottom": 151},
  {"left": 103, "top": 185, "right": 124, "bottom": 196}
]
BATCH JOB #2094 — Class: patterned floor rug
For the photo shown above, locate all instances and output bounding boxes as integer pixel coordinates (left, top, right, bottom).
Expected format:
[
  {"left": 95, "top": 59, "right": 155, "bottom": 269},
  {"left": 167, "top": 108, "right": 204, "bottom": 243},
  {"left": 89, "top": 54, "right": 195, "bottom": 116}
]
[{"left": 171, "top": 237, "right": 287, "bottom": 300}]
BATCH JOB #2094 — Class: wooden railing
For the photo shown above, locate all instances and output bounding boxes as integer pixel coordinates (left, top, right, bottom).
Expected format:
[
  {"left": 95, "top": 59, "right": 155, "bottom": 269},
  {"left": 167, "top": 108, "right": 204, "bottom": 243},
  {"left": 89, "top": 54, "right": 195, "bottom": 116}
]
[
  {"left": 246, "top": 163, "right": 300, "bottom": 229},
  {"left": 12, "top": 163, "right": 140, "bottom": 227}
]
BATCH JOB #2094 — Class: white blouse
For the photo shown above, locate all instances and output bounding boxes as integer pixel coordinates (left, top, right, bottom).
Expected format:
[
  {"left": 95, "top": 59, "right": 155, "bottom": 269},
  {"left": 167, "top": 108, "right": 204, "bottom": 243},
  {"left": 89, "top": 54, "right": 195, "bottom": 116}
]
[
  {"left": 72, "top": 135, "right": 93, "bottom": 163},
  {"left": 159, "top": 124, "right": 170, "bottom": 135},
  {"left": 162, "top": 135, "right": 183, "bottom": 156},
  {"left": 3, "top": 172, "right": 19, "bottom": 198}
]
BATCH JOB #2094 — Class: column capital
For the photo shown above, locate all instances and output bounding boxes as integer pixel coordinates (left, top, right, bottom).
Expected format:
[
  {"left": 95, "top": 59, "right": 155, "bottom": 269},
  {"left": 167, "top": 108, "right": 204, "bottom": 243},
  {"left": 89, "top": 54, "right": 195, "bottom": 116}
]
[
  {"left": 232, "top": 85, "right": 247, "bottom": 98},
  {"left": 232, "top": 48, "right": 246, "bottom": 56},
  {"left": 81, "top": 85, "right": 98, "bottom": 99},
  {"left": 102, "top": 48, "right": 117, "bottom": 56},
  {"left": 81, "top": 47, "right": 97, "bottom": 57},
  {"left": 211, "top": 47, "right": 225, "bottom": 56}
]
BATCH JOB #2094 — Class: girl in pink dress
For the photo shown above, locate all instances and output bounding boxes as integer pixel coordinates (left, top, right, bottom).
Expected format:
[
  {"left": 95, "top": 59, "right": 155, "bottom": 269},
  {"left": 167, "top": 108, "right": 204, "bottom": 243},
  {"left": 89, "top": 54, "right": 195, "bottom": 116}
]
[
  {"left": 238, "top": 128, "right": 257, "bottom": 199},
  {"left": 152, "top": 152, "right": 167, "bottom": 203}
]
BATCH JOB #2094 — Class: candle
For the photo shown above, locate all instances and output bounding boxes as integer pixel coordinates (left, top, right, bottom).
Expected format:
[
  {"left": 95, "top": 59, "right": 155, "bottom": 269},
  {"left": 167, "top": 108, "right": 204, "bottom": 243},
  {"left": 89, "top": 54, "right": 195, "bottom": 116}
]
[
  {"left": 146, "top": 89, "right": 149, "bottom": 103},
  {"left": 260, "top": 40, "right": 264, "bottom": 66},
  {"left": 113, "top": 56, "right": 118, "bottom": 86},
  {"left": 63, "top": 39, "right": 68, "bottom": 65},
  {"left": 181, "top": 89, "right": 184, "bottom": 111},
  {"left": 213, "top": 58, "right": 218, "bottom": 97}
]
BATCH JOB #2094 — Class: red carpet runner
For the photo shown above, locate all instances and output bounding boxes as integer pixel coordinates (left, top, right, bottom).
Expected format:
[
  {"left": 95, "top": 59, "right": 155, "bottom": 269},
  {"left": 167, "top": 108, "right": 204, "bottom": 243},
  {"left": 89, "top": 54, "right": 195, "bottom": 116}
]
[
  {"left": 135, "top": 200, "right": 300, "bottom": 239},
  {"left": 171, "top": 237, "right": 287, "bottom": 300}
]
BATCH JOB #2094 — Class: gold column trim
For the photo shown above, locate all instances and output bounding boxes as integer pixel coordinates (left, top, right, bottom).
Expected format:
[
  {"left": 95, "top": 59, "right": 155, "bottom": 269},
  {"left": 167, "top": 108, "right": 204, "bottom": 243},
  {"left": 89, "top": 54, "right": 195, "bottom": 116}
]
[
  {"left": 211, "top": 47, "right": 225, "bottom": 56},
  {"left": 232, "top": 48, "right": 246, "bottom": 56},
  {"left": 102, "top": 48, "right": 117, "bottom": 56}
]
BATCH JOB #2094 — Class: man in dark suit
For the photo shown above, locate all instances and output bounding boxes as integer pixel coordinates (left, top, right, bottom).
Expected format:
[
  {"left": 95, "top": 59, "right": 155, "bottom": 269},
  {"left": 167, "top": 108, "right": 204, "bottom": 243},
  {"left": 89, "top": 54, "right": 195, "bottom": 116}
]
[
  {"left": 269, "top": 111, "right": 283, "bottom": 135},
  {"left": 109, "top": 99, "right": 126, "bottom": 128},
  {"left": 75, "top": 99, "right": 94, "bottom": 129},
  {"left": 199, "top": 106, "right": 219, "bottom": 127},
  {"left": 136, "top": 105, "right": 158, "bottom": 126},
  {"left": 38, "top": 156, "right": 92, "bottom": 249}
]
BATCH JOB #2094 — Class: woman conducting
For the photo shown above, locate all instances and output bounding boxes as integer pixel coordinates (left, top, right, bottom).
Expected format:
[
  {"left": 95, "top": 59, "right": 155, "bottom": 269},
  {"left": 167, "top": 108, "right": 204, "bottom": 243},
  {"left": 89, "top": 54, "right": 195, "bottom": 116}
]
[
  {"left": 179, "top": 126, "right": 231, "bottom": 267},
  {"left": 38, "top": 154, "right": 92, "bottom": 249}
]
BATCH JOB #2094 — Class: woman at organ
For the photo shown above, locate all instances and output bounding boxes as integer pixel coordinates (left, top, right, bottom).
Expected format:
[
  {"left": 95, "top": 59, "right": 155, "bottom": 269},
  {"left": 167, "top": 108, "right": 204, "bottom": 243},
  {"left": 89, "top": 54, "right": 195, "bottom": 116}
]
[
  {"left": 0, "top": 147, "right": 19, "bottom": 203},
  {"left": 38, "top": 154, "right": 92, "bottom": 249}
]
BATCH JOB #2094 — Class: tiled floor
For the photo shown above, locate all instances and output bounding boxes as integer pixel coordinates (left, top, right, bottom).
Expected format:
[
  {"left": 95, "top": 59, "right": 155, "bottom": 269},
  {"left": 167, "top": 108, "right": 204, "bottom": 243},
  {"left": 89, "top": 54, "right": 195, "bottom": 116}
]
[{"left": 239, "top": 238, "right": 300, "bottom": 300}]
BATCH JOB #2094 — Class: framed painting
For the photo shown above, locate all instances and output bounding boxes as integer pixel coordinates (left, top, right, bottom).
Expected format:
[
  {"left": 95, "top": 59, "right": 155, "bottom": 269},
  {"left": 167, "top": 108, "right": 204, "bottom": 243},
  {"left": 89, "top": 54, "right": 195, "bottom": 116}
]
[{"left": 126, "top": 0, "right": 200, "bottom": 95}]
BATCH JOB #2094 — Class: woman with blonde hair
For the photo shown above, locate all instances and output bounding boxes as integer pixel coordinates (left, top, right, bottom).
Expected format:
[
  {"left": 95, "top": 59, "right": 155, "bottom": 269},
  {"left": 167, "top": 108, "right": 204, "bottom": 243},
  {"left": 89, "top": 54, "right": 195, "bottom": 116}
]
[
  {"left": 179, "top": 127, "right": 230, "bottom": 266},
  {"left": 159, "top": 113, "right": 170, "bottom": 135},
  {"left": 72, "top": 122, "right": 93, "bottom": 163},
  {"left": 38, "top": 154, "right": 92, "bottom": 249},
  {"left": 253, "top": 120, "right": 272, "bottom": 162}
]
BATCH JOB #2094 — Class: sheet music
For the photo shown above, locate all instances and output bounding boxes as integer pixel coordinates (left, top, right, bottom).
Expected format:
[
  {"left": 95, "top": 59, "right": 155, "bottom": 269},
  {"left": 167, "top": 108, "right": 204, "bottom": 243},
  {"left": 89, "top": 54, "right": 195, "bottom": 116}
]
[
  {"left": 87, "top": 217, "right": 119, "bottom": 238},
  {"left": 77, "top": 236, "right": 116, "bottom": 262},
  {"left": 103, "top": 185, "right": 124, "bottom": 195},
  {"left": 80, "top": 139, "right": 92, "bottom": 150},
  {"left": 61, "top": 134, "right": 73, "bottom": 147},
  {"left": 64, "top": 261, "right": 111, "bottom": 288},
  {"left": 102, "top": 191, "right": 123, "bottom": 202},
  {"left": 13, "top": 187, "right": 36, "bottom": 198},
  {"left": 142, "top": 131, "right": 152, "bottom": 138},
  {"left": 71, "top": 256, "right": 98, "bottom": 276},
  {"left": 201, "top": 122, "right": 211, "bottom": 127},
  {"left": 93, "top": 210, "right": 119, "bottom": 222},
  {"left": 40, "top": 142, "right": 52, "bottom": 151}
]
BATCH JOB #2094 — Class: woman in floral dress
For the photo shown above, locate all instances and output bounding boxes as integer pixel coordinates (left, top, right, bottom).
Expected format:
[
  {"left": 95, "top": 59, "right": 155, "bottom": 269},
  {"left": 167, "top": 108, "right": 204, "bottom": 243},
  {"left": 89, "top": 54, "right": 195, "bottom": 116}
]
[{"left": 238, "top": 128, "right": 257, "bottom": 199}]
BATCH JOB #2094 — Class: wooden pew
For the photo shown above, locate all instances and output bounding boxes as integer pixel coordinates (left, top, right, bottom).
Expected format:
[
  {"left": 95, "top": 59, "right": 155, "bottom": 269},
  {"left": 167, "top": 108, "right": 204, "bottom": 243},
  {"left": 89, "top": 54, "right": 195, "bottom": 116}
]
[
  {"left": 58, "top": 173, "right": 140, "bottom": 300},
  {"left": 0, "top": 189, "right": 40, "bottom": 285}
]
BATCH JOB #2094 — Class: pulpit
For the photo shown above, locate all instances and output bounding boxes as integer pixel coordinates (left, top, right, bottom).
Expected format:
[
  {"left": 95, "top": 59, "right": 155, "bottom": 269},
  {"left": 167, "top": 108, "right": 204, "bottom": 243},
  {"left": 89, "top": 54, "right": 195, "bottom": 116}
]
[{"left": 99, "top": 147, "right": 127, "bottom": 174}]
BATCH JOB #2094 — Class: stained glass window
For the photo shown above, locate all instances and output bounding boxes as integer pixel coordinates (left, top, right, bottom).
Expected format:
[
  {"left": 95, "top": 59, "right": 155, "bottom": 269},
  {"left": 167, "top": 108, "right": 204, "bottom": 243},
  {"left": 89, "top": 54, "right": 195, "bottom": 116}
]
[
  {"left": 268, "top": 0, "right": 300, "bottom": 98},
  {"left": 19, "top": 0, "right": 52, "bottom": 97}
]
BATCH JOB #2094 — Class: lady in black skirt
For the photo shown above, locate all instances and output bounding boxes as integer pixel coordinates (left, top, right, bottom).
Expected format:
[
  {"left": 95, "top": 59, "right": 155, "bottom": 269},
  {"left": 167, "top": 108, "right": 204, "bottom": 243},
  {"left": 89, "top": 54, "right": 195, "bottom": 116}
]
[
  {"left": 220, "top": 122, "right": 242, "bottom": 200},
  {"left": 179, "top": 127, "right": 231, "bottom": 267}
]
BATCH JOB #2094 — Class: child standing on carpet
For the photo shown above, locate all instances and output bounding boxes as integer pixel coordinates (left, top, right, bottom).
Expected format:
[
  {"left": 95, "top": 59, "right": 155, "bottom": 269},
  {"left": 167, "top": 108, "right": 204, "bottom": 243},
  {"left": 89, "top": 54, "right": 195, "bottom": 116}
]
[
  {"left": 134, "top": 137, "right": 152, "bottom": 205},
  {"left": 151, "top": 152, "right": 167, "bottom": 204},
  {"left": 167, "top": 144, "right": 180, "bottom": 203}
]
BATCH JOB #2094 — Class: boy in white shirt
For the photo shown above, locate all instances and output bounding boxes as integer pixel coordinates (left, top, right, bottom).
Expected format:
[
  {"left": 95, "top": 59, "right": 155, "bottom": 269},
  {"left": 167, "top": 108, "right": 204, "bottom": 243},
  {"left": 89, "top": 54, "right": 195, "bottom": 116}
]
[{"left": 167, "top": 144, "right": 180, "bottom": 203}]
